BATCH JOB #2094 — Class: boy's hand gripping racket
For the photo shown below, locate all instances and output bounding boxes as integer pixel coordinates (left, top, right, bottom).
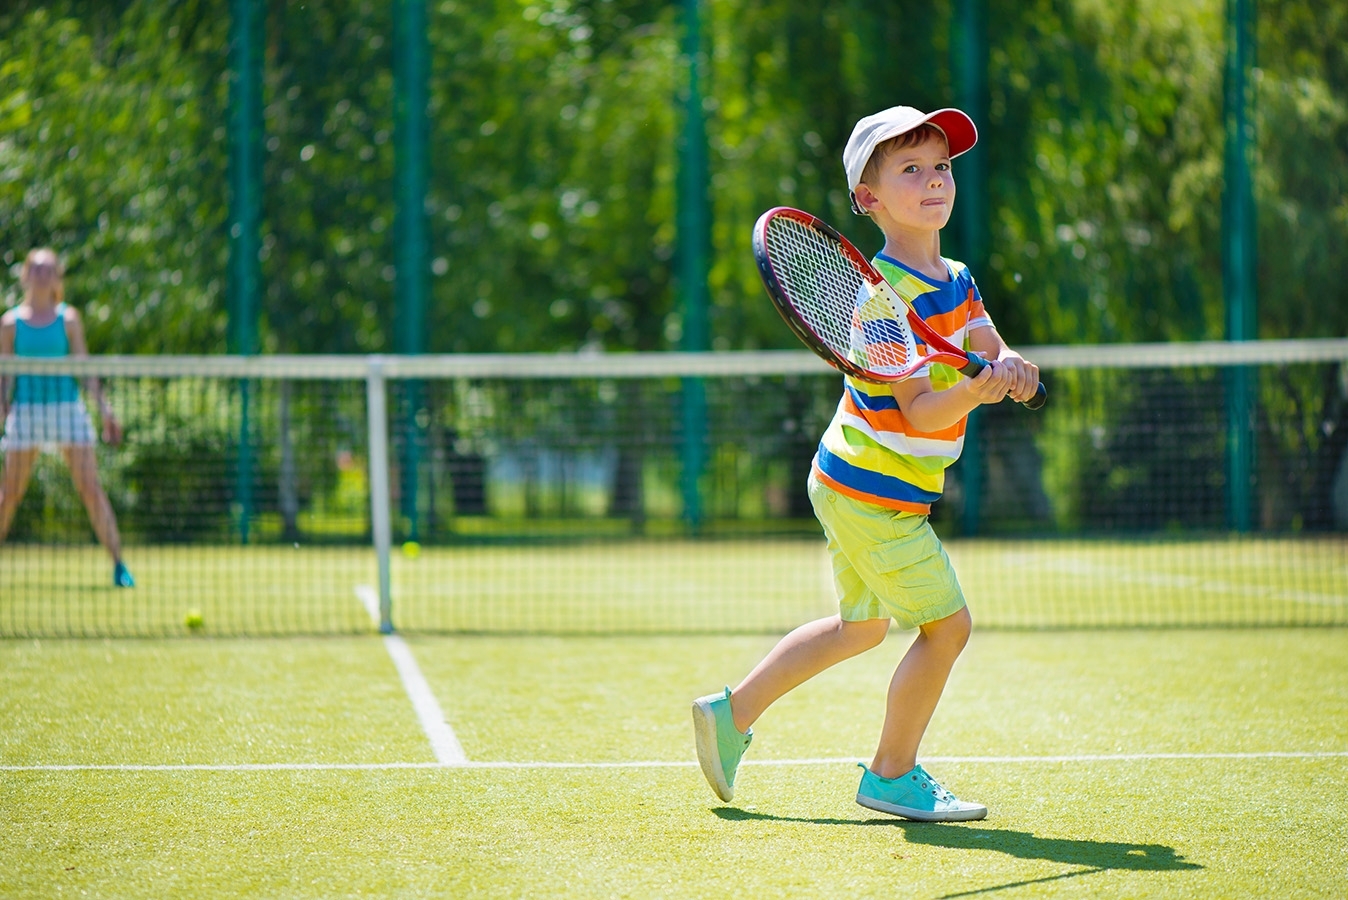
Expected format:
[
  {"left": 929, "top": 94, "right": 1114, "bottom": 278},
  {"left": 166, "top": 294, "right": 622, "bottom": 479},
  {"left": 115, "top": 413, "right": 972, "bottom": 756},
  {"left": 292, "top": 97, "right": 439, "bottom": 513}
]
[{"left": 752, "top": 206, "right": 1047, "bottom": 410}]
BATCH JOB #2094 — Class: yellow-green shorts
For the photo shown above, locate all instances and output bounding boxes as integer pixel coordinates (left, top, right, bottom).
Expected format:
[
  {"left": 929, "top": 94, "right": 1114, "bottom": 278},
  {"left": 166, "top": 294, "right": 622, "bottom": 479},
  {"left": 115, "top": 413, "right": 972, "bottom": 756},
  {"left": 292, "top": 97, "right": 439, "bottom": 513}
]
[{"left": 808, "top": 471, "right": 966, "bottom": 630}]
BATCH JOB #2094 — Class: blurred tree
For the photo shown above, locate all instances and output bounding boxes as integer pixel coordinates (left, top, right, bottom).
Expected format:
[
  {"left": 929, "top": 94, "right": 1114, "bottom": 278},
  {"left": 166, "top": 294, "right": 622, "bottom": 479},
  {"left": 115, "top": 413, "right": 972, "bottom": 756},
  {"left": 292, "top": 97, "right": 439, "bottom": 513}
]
[
  {"left": 1254, "top": 1, "right": 1348, "bottom": 340},
  {"left": 424, "top": 0, "right": 682, "bottom": 353},
  {"left": 0, "top": 1, "right": 230, "bottom": 353},
  {"left": 261, "top": 0, "right": 396, "bottom": 353},
  {"left": 0, "top": 0, "right": 1343, "bottom": 354}
]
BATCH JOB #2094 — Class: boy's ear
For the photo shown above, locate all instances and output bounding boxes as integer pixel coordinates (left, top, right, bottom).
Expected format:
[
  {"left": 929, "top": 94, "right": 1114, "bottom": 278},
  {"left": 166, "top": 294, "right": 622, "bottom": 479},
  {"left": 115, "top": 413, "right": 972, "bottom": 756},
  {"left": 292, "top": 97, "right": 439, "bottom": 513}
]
[{"left": 852, "top": 183, "right": 881, "bottom": 216}]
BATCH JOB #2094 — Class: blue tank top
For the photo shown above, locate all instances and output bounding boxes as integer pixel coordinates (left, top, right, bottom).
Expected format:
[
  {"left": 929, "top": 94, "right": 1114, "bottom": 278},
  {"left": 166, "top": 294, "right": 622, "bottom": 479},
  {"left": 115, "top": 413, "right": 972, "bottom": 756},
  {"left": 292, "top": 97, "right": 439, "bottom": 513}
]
[{"left": 13, "top": 303, "right": 81, "bottom": 404}]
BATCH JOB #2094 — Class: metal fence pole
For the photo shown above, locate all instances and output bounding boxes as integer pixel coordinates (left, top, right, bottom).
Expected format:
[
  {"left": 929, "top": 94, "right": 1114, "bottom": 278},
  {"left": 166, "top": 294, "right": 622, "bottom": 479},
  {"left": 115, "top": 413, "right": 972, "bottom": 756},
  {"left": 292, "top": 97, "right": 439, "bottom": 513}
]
[
  {"left": 228, "top": 0, "right": 263, "bottom": 543},
  {"left": 678, "top": 0, "right": 709, "bottom": 533},
  {"left": 394, "top": 0, "right": 430, "bottom": 542},
  {"left": 952, "top": 0, "right": 989, "bottom": 535},
  {"left": 1223, "top": 0, "right": 1257, "bottom": 532}
]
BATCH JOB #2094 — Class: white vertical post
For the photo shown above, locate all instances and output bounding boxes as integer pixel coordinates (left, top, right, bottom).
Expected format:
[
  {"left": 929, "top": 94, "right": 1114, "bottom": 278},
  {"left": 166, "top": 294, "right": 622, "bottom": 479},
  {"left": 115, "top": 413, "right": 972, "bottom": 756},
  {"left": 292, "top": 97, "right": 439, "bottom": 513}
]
[{"left": 366, "top": 357, "right": 394, "bottom": 633}]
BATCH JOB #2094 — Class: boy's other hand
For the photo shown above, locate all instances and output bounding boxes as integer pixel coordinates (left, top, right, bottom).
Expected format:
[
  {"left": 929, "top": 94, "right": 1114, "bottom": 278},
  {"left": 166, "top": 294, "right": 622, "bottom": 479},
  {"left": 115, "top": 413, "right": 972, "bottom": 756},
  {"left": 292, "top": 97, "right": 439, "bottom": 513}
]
[{"left": 997, "top": 355, "right": 1041, "bottom": 405}]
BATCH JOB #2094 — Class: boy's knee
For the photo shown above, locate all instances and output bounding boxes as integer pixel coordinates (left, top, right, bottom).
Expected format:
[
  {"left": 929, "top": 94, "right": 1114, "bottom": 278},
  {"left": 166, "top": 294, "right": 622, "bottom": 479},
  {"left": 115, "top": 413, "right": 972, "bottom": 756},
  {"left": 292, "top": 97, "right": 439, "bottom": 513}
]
[
  {"left": 926, "top": 606, "right": 971, "bottom": 654},
  {"left": 841, "top": 616, "right": 890, "bottom": 649}
]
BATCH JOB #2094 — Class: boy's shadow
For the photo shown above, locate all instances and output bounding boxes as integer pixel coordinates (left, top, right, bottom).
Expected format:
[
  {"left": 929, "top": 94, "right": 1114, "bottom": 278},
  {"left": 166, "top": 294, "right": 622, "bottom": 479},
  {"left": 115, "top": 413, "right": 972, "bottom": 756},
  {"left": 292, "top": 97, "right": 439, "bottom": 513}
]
[{"left": 714, "top": 808, "right": 1200, "bottom": 895}]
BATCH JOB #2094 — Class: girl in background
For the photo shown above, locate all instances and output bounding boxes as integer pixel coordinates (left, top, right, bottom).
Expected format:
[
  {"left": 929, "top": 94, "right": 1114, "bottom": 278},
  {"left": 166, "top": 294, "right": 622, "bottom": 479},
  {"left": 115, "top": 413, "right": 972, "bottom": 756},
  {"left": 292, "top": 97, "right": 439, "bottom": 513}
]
[{"left": 0, "top": 248, "right": 134, "bottom": 587}]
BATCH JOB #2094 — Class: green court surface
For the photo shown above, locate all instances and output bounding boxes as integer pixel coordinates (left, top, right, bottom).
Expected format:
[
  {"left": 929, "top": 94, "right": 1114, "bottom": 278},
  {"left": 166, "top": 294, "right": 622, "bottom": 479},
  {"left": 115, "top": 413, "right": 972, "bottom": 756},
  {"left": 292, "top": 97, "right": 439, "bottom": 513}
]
[
  {"left": 3, "top": 536, "right": 1345, "bottom": 636},
  {"left": 2, "top": 628, "right": 1346, "bottom": 898}
]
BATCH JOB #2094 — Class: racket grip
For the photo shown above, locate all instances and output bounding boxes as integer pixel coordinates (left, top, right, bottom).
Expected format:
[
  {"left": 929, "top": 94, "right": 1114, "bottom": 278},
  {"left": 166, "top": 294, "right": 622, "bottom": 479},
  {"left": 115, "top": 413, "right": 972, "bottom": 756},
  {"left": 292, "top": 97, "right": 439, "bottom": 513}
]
[{"left": 960, "top": 356, "right": 1048, "bottom": 410}]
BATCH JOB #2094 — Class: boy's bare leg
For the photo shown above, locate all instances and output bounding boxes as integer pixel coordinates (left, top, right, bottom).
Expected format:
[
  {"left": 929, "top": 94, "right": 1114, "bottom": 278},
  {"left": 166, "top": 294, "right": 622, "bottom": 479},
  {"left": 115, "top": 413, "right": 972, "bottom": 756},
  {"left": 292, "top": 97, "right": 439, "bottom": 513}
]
[
  {"left": 730, "top": 615, "right": 890, "bottom": 733},
  {"left": 869, "top": 605, "right": 971, "bottom": 779},
  {"left": 62, "top": 445, "right": 123, "bottom": 563},
  {"left": 0, "top": 447, "right": 40, "bottom": 541}
]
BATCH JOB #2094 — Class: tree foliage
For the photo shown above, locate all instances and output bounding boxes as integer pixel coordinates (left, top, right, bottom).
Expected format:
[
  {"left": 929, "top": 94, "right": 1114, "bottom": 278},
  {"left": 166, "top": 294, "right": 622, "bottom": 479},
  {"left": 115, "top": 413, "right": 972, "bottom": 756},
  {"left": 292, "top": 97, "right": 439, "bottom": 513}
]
[
  {"left": 0, "top": 0, "right": 1344, "bottom": 354},
  {"left": 0, "top": 1, "right": 229, "bottom": 352}
]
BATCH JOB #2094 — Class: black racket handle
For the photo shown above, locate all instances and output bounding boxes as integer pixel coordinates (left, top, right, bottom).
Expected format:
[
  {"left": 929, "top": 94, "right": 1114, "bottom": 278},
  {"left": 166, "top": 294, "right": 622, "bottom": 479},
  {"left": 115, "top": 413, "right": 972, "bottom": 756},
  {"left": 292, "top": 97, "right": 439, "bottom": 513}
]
[{"left": 957, "top": 356, "right": 1048, "bottom": 410}]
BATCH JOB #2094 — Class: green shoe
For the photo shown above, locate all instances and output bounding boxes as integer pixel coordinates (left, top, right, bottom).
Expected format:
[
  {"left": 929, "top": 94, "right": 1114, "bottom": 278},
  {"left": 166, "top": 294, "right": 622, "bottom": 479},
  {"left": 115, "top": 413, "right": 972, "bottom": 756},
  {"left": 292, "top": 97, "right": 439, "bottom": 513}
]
[
  {"left": 855, "top": 763, "right": 987, "bottom": 822},
  {"left": 113, "top": 562, "right": 135, "bottom": 588},
  {"left": 692, "top": 687, "right": 752, "bottom": 801}
]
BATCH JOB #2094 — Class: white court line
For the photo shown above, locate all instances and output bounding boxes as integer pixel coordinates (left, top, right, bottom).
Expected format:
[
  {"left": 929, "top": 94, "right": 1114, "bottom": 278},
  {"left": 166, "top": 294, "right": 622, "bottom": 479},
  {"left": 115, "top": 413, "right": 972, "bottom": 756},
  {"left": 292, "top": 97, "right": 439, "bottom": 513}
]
[
  {"left": 355, "top": 585, "right": 466, "bottom": 765},
  {"left": 4, "top": 751, "right": 1346, "bottom": 773},
  {"left": 355, "top": 583, "right": 381, "bottom": 622}
]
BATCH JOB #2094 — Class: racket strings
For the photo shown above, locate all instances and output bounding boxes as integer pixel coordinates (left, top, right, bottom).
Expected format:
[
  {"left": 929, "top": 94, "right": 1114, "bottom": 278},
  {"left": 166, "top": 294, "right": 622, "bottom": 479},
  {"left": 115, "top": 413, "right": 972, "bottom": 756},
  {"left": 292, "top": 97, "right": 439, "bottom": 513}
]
[{"left": 763, "top": 218, "right": 918, "bottom": 377}]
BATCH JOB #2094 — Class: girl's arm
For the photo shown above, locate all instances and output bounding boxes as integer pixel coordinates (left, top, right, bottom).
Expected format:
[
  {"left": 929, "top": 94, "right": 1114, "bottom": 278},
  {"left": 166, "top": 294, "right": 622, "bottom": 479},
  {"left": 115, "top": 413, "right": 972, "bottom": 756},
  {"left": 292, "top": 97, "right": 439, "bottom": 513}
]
[
  {"left": 64, "top": 308, "right": 121, "bottom": 444},
  {"left": 0, "top": 314, "right": 15, "bottom": 420}
]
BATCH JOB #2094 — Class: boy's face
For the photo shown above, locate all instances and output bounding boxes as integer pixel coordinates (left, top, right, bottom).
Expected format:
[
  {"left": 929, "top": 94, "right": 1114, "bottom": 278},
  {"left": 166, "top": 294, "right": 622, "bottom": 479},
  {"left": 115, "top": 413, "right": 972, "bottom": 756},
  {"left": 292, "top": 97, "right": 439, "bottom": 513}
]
[{"left": 855, "top": 131, "right": 954, "bottom": 234}]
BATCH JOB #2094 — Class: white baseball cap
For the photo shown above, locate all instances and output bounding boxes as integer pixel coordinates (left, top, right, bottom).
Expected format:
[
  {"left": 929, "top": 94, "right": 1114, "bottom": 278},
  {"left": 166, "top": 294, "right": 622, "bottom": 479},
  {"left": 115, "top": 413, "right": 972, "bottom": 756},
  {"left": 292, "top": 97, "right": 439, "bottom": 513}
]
[{"left": 843, "top": 106, "right": 978, "bottom": 193}]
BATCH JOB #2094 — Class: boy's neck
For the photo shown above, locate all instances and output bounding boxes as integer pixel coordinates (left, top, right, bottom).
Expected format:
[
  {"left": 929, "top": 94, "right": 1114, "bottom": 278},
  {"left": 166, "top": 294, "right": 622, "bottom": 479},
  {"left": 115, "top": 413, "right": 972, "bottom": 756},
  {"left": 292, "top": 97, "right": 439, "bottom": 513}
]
[{"left": 879, "top": 230, "right": 948, "bottom": 282}]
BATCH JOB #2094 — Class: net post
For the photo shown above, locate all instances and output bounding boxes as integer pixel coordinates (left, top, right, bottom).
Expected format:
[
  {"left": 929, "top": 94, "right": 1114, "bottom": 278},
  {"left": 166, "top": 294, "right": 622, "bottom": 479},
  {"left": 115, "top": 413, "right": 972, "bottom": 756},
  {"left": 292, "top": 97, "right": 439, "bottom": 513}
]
[{"left": 366, "top": 357, "right": 395, "bottom": 634}]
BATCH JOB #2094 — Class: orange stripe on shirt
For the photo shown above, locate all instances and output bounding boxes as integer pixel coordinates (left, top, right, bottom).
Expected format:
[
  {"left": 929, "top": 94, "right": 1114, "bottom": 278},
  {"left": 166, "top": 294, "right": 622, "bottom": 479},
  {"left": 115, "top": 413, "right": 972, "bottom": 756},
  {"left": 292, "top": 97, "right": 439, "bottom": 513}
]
[
  {"left": 842, "top": 388, "right": 968, "bottom": 443},
  {"left": 969, "top": 294, "right": 987, "bottom": 322},
  {"left": 924, "top": 288, "right": 977, "bottom": 337}
]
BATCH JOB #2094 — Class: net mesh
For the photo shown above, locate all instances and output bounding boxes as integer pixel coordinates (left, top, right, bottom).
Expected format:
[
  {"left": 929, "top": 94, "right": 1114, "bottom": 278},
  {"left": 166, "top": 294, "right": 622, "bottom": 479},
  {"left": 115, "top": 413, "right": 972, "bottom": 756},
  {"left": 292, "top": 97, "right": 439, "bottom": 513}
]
[
  {"left": 760, "top": 216, "right": 917, "bottom": 377},
  {"left": 2, "top": 343, "right": 1345, "bottom": 636}
]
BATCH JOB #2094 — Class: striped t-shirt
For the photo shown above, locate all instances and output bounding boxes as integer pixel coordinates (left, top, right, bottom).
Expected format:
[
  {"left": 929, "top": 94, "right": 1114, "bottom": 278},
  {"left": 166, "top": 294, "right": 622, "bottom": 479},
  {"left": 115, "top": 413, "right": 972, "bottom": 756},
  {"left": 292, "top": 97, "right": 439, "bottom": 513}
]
[{"left": 812, "top": 253, "right": 992, "bottom": 515}]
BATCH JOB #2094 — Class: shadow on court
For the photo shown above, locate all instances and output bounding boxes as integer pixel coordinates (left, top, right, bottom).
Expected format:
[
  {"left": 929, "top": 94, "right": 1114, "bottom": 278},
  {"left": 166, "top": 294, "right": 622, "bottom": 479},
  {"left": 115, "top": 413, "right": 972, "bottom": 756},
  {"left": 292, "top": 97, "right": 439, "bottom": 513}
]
[{"left": 713, "top": 807, "right": 1201, "bottom": 895}]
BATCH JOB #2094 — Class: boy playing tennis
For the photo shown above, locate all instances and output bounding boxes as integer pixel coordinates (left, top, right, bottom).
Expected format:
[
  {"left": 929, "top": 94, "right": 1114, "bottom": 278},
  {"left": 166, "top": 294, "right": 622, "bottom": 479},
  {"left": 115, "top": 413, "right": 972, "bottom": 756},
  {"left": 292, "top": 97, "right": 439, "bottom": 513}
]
[{"left": 693, "top": 106, "right": 1039, "bottom": 821}]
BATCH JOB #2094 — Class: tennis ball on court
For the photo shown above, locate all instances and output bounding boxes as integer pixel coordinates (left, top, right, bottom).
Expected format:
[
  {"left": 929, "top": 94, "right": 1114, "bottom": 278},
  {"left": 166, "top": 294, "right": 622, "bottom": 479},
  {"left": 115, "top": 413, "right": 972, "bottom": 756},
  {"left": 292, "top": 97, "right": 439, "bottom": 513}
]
[
  {"left": 402, "top": 541, "right": 421, "bottom": 559},
  {"left": 184, "top": 609, "right": 204, "bottom": 630}
]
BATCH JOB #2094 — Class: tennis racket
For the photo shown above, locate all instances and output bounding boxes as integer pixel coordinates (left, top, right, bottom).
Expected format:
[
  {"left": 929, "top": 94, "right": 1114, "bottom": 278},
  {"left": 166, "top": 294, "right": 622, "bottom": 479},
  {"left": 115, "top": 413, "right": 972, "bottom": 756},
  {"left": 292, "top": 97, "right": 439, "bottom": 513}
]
[{"left": 752, "top": 206, "right": 1047, "bottom": 410}]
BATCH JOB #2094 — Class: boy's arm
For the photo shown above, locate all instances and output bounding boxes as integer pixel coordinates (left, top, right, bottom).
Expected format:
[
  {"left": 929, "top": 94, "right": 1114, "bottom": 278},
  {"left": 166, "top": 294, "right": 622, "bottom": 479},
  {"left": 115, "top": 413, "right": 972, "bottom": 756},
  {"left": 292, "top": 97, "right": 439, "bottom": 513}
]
[
  {"left": 888, "top": 325, "right": 1041, "bottom": 432},
  {"left": 968, "top": 324, "right": 1040, "bottom": 406},
  {"left": 889, "top": 361, "right": 1013, "bottom": 433}
]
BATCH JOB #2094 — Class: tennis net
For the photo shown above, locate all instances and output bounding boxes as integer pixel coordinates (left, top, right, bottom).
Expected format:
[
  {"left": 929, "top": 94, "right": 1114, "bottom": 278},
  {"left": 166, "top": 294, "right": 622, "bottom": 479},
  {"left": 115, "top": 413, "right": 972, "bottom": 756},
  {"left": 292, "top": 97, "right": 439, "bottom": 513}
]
[{"left": 2, "top": 340, "right": 1345, "bottom": 636}]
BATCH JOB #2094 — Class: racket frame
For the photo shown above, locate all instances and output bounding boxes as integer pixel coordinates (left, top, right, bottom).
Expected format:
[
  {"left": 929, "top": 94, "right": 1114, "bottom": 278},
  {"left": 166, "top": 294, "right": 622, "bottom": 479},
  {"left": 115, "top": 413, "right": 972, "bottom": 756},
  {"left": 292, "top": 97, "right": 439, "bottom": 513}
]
[{"left": 753, "top": 206, "right": 1047, "bottom": 409}]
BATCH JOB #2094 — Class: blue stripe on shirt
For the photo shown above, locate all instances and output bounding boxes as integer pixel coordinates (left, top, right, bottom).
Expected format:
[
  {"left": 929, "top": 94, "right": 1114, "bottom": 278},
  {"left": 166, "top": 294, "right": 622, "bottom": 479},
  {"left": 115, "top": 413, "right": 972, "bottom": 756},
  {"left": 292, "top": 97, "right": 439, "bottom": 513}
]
[
  {"left": 815, "top": 445, "right": 942, "bottom": 505},
  {"left": 846, "top": 383, "right": 899, "bottom": 412}
]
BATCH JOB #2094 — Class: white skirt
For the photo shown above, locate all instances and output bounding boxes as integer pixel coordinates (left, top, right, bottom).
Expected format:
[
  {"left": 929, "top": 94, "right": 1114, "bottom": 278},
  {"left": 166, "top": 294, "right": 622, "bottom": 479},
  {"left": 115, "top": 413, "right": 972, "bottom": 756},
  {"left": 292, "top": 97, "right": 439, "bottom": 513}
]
[{"left": 1, "top": 400, "right": 97, "bottom": 451}]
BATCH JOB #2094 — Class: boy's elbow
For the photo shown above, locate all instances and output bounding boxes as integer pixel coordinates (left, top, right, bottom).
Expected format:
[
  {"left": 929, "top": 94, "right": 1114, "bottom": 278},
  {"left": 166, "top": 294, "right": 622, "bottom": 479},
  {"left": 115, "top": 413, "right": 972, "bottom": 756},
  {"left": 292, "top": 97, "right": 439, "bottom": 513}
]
[
  {"left": 902, "top": 398, "right": 966, "bottom": 434},
  {"left": 904, "top": 411, "right": 946, "bottom": 434}
]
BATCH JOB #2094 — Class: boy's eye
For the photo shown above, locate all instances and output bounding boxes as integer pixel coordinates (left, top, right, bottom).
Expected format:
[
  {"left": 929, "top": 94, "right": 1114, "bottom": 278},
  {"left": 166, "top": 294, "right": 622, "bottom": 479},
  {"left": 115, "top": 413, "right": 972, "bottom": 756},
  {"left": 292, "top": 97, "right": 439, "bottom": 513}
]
[
  {"left": 936, "top": 163, "right": 950, "bottom": 171},
  {"left": 903, "top": 165, "right": 919, "bottom": 173}
]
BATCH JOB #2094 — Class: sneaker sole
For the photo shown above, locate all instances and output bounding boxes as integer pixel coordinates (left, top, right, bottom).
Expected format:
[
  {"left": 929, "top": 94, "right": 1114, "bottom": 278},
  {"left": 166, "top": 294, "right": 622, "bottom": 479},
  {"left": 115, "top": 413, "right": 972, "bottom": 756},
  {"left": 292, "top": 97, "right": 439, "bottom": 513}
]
[
  {"left": 692, "top": 698, "right": 734, "bottom": 802},
  {"left": 855, "top": 792, "right": 987, "bottom": 822}
]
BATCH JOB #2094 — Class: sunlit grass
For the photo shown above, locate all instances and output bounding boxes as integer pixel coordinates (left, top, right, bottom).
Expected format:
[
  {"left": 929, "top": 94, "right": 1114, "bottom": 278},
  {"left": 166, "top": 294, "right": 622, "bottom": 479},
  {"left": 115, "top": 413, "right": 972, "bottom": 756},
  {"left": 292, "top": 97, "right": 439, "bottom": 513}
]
[
  {"left": 1, "top": 629, "right": 1346, "bottom": 898},
  {"left": 1, "top": 535, "right": 1344, "bottom": 637}
]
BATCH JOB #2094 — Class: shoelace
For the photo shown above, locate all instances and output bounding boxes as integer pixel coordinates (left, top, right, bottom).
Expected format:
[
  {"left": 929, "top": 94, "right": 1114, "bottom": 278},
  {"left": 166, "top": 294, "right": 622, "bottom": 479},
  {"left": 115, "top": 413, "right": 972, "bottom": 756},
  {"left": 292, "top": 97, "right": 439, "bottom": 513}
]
[{"left": 913, "top": 767, "right": 955, "bottom": 802}]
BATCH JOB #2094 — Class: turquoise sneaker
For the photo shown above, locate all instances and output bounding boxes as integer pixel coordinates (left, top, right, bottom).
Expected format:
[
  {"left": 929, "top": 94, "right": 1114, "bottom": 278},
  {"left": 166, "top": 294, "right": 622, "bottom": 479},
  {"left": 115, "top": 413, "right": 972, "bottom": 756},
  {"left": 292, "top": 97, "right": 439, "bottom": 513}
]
[
  {"left": 692, "top": 687, "right": 752, "bottom": 801},
  {"left": 113, "top": 562, "right": 135, "bottom": 588},
  {"left": 856, "top": 763, "right": 987, "bottom": 822}
]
